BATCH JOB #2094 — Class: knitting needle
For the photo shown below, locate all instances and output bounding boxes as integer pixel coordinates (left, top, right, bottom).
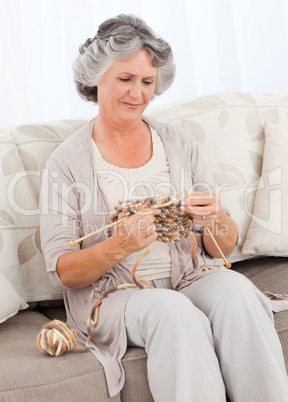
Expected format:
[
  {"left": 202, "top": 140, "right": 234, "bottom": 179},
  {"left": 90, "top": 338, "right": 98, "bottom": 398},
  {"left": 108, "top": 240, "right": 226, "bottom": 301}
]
[
  {"left": 205, "top": 226, "right": 231, "bottom": 268},
  {"left": 70, "top": 217, "right": 127, "bottom": 247},
  {"left": 175, "top": 189, "right": 189, "bottom": 199}
]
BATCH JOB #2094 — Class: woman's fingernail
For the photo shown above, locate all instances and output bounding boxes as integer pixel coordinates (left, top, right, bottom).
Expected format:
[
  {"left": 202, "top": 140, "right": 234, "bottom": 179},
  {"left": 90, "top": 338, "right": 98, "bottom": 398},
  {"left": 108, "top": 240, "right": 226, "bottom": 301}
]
[{"left": 180, "top": 206, "right": 185, "bottom": 212}]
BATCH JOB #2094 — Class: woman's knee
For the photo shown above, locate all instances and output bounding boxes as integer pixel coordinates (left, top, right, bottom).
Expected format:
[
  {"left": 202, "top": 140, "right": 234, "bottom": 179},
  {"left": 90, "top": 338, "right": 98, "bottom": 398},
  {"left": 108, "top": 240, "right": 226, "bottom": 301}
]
[
  {"left": 127, "top": 288, "right": 210, "bottom": 336},
  {"left": 211, "top": 271, "right": 272, "bottom": 317},
  {"left": 130, "top": 288, "right": 215, "bottom": 354},
  {"left": 144, "top": 288, "right": 199, "bottom": 322},
  {"left": 181, "top": 271, "right": 273, "bottom": 320}
]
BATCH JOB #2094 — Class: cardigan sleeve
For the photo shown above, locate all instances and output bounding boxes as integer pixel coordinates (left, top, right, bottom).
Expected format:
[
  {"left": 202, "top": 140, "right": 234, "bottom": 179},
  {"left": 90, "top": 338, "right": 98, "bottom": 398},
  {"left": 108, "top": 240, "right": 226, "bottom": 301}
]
[{"left": 39, "top": 151, "right": 83, "bottom": 290}]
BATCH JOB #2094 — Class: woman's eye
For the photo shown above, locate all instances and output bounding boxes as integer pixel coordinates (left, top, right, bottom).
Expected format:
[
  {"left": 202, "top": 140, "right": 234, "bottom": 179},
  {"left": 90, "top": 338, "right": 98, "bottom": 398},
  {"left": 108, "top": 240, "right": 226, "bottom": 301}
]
[
  {"left": 119, "top": 78, "right": 130, "bottom": 82},
  {"left": 143, "top": 80, "right": 153, "bottom": 86}
]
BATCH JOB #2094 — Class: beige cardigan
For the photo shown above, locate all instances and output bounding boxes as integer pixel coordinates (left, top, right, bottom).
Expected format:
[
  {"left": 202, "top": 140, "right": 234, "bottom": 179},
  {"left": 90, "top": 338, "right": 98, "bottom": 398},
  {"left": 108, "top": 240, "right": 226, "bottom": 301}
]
[{"left": 40, "top": 116, "right": 228, "bottom": 397}]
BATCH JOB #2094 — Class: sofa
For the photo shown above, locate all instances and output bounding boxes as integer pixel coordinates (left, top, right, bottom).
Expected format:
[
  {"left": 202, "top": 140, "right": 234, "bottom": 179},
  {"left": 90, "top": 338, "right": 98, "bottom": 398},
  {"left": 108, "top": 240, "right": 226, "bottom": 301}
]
[{"left": 1, "top": 91, "right": 288, "bottom": 401}]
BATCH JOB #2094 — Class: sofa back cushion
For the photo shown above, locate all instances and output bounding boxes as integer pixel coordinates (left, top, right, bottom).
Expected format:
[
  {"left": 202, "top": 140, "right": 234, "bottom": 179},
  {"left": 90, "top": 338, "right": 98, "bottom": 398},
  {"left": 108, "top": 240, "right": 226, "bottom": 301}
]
[
  {"left": 147, "top": 92, "right": 288, "bottom": 263},
  {"left": 0, "top": 119, "right": 89, "bottom": 302},
  {"left": 242, "top": 121, "right": 288, "bottom": 256}
]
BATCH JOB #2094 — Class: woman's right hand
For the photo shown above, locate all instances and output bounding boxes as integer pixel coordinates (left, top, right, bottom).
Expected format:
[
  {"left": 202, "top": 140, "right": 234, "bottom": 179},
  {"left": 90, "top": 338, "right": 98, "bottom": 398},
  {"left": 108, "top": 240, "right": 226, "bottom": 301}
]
[
  {"left": 57, "top": 209, "right": 159, "bottom": 289},
  {"left": 113, "top": 209, "right": 159, "bottom": 256}
]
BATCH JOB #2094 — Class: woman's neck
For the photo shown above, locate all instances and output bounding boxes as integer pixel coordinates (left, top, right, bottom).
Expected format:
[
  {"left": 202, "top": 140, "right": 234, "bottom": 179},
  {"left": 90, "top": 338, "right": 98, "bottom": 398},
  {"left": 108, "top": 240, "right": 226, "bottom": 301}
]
[
  {"left": 93, "top": 113, "right": 147, "bottom": 142},
  {"left": 92, "top": 115, "right": 152, "bottom": 168}
]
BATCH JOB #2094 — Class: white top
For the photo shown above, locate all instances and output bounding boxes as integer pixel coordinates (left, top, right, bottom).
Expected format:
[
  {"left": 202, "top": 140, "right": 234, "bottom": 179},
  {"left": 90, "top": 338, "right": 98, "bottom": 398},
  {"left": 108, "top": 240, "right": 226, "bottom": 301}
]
[{"left": 92, "top": 127, "right": 172, "bottom": 280}]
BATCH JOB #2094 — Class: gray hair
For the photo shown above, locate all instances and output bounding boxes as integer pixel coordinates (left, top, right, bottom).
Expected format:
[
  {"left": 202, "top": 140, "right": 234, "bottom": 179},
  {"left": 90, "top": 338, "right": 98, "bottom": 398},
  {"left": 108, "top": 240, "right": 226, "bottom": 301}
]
[{"left": 73, "top": 14, "right": 176, "bottom": 103}]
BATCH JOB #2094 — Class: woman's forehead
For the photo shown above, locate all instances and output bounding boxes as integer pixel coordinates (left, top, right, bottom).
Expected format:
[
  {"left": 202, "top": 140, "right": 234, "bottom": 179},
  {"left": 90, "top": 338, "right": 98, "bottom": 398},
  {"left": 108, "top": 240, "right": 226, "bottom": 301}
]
[{"left": 109, "top": 50, "right": 157, "bottom": 76}]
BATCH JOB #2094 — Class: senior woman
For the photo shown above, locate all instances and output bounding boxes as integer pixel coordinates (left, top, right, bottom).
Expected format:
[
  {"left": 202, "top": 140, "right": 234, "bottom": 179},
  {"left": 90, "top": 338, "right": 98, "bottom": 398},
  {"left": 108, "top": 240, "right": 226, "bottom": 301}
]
[{"left": 40, "top": 14, "right": 288, "bottom": 402}]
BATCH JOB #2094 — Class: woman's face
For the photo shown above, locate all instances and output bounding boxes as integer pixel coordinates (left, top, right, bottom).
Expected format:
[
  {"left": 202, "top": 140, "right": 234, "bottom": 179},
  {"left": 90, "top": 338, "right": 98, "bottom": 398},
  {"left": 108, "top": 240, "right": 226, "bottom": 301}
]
[{"left": 97, "top": 49, "right": 157, "bottom": 127}]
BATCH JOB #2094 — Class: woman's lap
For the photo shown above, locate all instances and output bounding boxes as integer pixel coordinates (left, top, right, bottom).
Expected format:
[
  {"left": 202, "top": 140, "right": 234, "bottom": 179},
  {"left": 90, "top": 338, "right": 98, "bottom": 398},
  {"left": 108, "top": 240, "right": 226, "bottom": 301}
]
[{"left": 125, "top": 269, "right": 274, "bottom": 345}]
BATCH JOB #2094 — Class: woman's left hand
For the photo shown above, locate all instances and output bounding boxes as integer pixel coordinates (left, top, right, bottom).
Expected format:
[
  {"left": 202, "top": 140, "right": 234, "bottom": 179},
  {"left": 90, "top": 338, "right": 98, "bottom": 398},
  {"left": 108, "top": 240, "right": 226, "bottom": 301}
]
[
  {"left": 181, "top": 191, "right": 239, "bottom": 258},
  {"left": 180, "top": 191, "right": 221, "bottom": 226}
]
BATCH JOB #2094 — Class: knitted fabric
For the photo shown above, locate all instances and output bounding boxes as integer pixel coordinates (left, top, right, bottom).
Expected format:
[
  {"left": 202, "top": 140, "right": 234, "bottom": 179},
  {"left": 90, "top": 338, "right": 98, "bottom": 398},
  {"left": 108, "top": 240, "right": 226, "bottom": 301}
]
[{"left": 110, "top": 195, "right": 194, "bottom": 243}]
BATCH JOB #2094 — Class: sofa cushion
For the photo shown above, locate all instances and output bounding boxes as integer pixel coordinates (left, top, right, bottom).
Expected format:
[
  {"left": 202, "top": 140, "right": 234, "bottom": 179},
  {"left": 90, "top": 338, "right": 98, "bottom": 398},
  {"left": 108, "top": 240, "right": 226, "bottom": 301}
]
[
  {"left": 242, "top": 121, "right": 288, "bottom": 256},
  {"left": 274, "top": 310, "right": 288, "bottom": 372},
  {"left": 0, "top": 310, "right": 117, "bottom": 401},
  {"left": 0, "top": 310, "right": 153, "bottom": 402},
  {"left": 0, "top": 120, "right": 89, "bottom": 302},
  {"left": 232, "top": 257, "right": 288, "bottom": 295},
  {"left": 0, "top": 272, "right": 28, "bottom": 323}
]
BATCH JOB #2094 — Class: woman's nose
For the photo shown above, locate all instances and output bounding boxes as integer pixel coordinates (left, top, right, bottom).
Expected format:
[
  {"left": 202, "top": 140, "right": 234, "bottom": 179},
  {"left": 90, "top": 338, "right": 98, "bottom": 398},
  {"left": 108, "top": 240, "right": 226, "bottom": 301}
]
[{"left": 129, "top": 81, "right": 142, "bottom": 98}]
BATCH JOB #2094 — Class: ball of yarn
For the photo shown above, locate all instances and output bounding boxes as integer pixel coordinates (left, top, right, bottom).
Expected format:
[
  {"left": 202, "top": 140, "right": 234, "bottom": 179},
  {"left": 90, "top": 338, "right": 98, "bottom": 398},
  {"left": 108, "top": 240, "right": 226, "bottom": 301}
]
[{"left": 37, "top": 319, "right": 78, "bottom": 356}]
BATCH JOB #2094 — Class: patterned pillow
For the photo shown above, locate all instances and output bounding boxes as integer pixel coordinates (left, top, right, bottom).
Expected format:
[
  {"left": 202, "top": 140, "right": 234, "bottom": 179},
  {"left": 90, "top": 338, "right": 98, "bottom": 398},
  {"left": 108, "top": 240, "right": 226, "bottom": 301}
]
[{"left": 0, "top": 119, "right": 89, "bottom": 302}]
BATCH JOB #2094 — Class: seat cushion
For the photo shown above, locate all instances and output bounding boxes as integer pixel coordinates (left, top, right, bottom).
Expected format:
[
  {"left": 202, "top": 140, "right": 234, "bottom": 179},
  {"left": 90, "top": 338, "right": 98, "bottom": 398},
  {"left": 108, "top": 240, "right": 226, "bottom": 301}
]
[
  {"left": 0, "top": 310, "right": 152, "bottom": 401},
  {"left": 232, "top": 256, "right": 288, "bottom": 294}
]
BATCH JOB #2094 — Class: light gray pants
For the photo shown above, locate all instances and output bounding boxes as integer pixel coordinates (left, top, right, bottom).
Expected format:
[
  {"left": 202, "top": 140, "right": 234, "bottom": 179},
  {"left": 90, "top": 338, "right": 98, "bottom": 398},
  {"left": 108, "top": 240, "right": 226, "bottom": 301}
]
[{"left": 125, "top": 270, "right": 288, "bottom": 402}]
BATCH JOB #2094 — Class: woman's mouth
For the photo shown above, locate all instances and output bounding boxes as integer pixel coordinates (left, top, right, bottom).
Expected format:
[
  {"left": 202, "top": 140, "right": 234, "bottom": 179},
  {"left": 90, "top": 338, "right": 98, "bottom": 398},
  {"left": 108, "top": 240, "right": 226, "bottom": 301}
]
[{"left": 122, "top": 102, "right": 142, "bottom": 109}]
